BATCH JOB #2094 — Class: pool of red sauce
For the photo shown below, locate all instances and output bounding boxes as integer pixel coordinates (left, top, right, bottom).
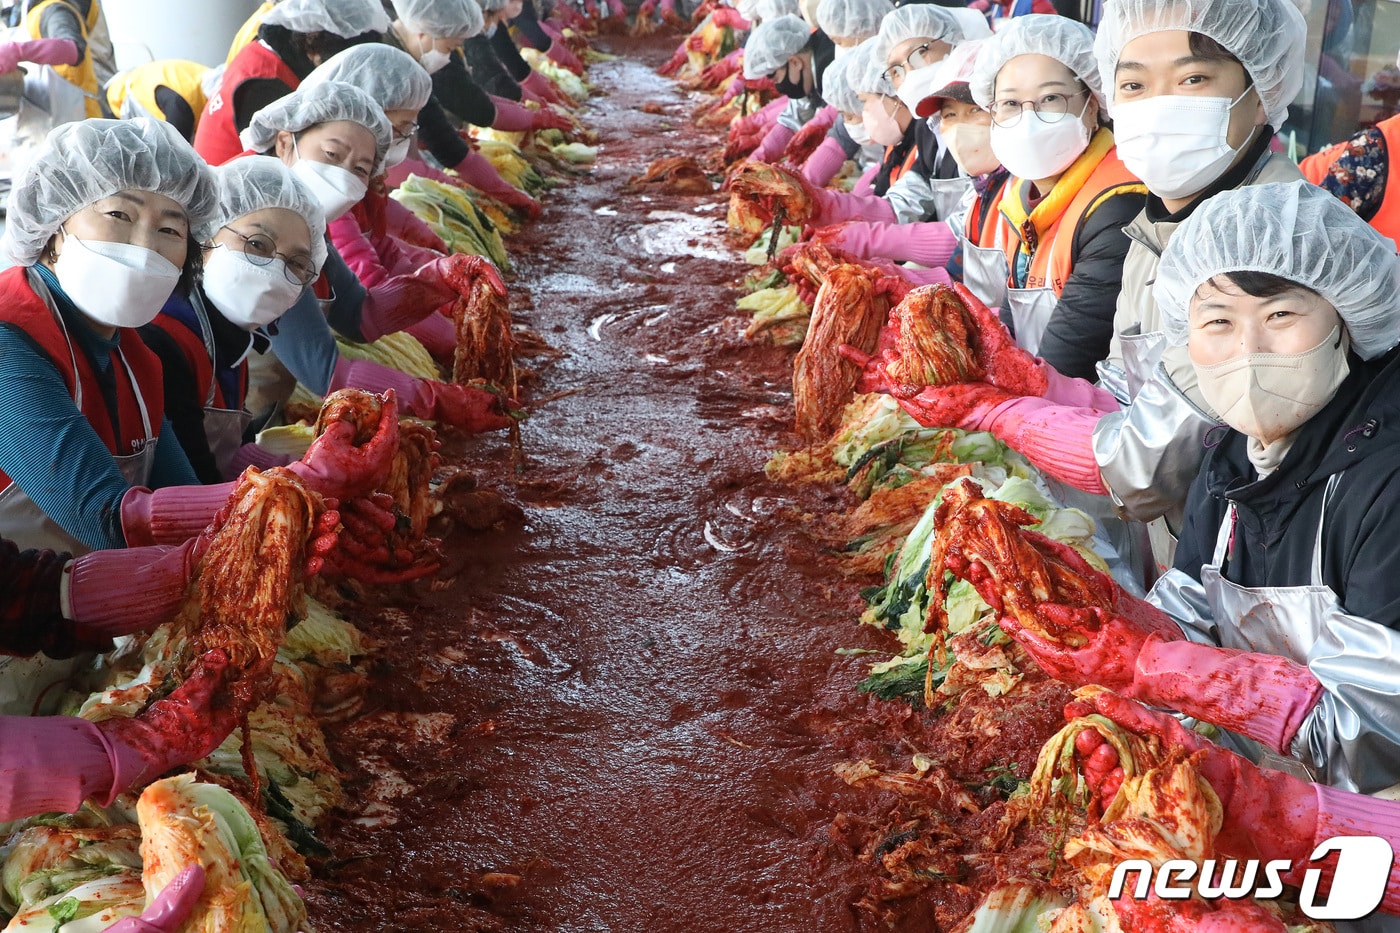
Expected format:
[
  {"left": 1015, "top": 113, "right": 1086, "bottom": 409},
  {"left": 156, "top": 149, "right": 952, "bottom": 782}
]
[{"left": 300, "top": 35, "right": 1073, "bottom": 931}]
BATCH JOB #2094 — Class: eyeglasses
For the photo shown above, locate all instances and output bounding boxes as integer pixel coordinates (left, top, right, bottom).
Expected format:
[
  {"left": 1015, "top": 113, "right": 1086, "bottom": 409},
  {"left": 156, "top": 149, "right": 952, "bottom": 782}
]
[
  {"left": 883, "top": 42, "right": 933, "bottom": 85},
  {"left": 393, "top": 122, "right": 419, "bottom": 142},
  {"left": 989, "top": 88, "right": 1089, "bottom": 127},
  {"left": 214, "top": 227, "right": 318, "bottom": 286}
]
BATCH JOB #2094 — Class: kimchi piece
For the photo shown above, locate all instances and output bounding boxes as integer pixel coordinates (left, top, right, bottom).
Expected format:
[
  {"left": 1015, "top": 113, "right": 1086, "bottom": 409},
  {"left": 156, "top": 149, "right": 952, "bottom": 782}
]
[
  {"left": 886, "top": 285, "right": 987, "bottom": 391},
  {"left": 792, "top": 263, "right": 890, "bottom": 442},
  {"left": 726, "top": 161, "right": 815, "bottom": 236}
]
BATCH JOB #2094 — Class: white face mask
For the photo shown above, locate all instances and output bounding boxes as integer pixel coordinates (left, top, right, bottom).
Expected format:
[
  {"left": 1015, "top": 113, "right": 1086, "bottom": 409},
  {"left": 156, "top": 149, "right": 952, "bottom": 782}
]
[
  {"left": 895, "top": 65, "right": 943, "bottom": 118},
  {"left": 420, "top": 48, "right": 452, "bottom": 74},
  {"left": 201, "top": 244, "right": 305, "bottom": 331},
  {"left": 989, "top": 99, "right": 1091, "bottom": 181},
  {"left": 385, "top": 136, "right": 412, "bottom": 168},
  {"left": 845, "top": 118, "right": 871, "bottom": 146},
  {"left": 941, "top": 121, "right": 999, "bottom": 176},
  {"left": 831, "top": 44, "right": 849, "bottom": 62},
  {"left": 52, "top": 229, "right": 182, "bottom": 328},
  {"left": 1195, "top": 324, "right": 1350, "bottom": 445},
  {"left": 291, "top": 140, "right": 368, "bottom": 222},
  {"left": 1111, "top": 89, "right": 1253, "bottom": 200},
  {"left": 863, "top": 97, "right": 905, "bottom": 147}
]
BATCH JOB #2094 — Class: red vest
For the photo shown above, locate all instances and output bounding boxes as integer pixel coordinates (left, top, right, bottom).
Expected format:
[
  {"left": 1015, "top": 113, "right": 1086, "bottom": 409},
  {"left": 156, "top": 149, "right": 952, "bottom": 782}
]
[
  {"left": 193, "top": 40, "right": 299, "bottom": 167},
  {"left": 147, "top": 311, "right": 247, "bottom": 411},
  {"left": 0, "top": 267, "right": 166, "bottom": 493}
]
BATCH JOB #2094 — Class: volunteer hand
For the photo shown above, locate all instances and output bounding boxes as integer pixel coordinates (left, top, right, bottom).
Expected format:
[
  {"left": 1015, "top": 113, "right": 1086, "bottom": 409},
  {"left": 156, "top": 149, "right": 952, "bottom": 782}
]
[
  {"left": 415, "top": 380, "right": 515, "bottom": 432},
  {"left": 323, "top": 493, "right": 442, "bottom": 584},
  {"left": 1071, "top": 691, "right": 1321, "bottom": 864},
  {"left": 99, "top": 649, "right": 243, "bottom": 786},
  {"left": 532, "top": 107, "right": 574, "bottom": 132},
  {"left": 837, "top": 343, "right": 896, "bottom": 395},
  {"left": 781, "top": 119, "right": 831, "bottom": 165},
  {"left": 103, "top": 865, "right": 206, "bottom": 933},
  {"left": 289, "top": 392, "right": 400, "bottom": 501},
  {"left": 64, "top": 540, "right": 206, "bottom": 642},
  {"left": 498, "top": 187, "right": 543, "bottom": 219},
  {"left": 897, "top": 382, "right": 1019, "bottom": 428},
  {"left": 709, "top": 6, "right": 749, "bottom": 28},
  {"left": 952, "top": 283, "right": 1047, "bottom": 397},
  {"left": 701, "top": 57, "right": 738, "bottom": 85},
  {"left": 435, "top": 253, "right": 507, "bottom": 299},
  {"left": 638, "top": 0, "right": 656, "bottom": 17}
]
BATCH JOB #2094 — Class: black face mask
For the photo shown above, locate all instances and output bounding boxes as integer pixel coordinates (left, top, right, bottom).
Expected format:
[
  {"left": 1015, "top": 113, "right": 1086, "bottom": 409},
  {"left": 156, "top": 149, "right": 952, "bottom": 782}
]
[{"left": 773, "top": 76, "right": 806, "bottom": 98}]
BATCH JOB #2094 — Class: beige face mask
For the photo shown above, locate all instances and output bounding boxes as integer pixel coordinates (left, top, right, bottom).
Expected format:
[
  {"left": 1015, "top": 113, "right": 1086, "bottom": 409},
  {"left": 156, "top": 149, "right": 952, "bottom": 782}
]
[{"left": 1195, "top": 324, "right": 1350, "bottom": 445}]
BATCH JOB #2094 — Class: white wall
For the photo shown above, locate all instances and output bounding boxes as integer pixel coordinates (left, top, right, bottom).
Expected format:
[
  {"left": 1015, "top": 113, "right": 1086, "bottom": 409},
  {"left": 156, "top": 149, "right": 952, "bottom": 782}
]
[{"left": 101, "top": 0, "right": 264, "bottom": 70}]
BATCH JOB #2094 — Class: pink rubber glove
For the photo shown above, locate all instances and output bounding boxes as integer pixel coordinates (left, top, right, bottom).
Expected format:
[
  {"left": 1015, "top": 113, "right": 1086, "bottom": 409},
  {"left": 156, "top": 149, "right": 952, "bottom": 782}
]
[
  {"left": 0, "top": 38, "right": 78, "bottom": 73},
  {"left": 749, "top": 121, "right": 797, "bottom": 164},
  {"left": 221, "top": 443, "right": 293, "bottom": 481},
  {"left": 327, "top": 213, "right": 386, "bottom": 286},
  {"left": 384, "top": 198, "right": 448, "bottom": 253},
  {"left": 702, "top": 49, "right": 742, "bottom": 86},
  {"left": 967, "top": 395, "right": 1109, "bottom": 493},
  {"left": 373, "top": 231, "right": 445, "bottom": 282},
  {"left": 330, "top": 358, "right": 514, "bottom": 432},
  {"left": 1083, "top": 691, "right": 1400, "bottom": 918},
  {"left": 490, "top": 94, "right": 543, "bottom": 131},
  {"left": 1130, "top": 637, "right": 1324, "bottom": 758},
  {"left": 800, "top": 135, "right": 849, "bottom": 188},
  {"left": 532, "top": 107, "right": 574, "bottom": 132},
  {"left": 546, "top": 38, "right": 584, "bottom": 75},
  {"left": 811, "top": 219, "right": 956, "bottom": 269},
  {"left": 385, "top": 154, "right": 457, "bottom": 189},
  {"left": 1041, "top": 360, "right": 1119, "bottom": 410},
  {"left": 852, "top": 163, "right": 878, "bottom": 197},
  {"left": 718, "top": 72, "right": 747, "bottom": 105},
  {"left": 105, "top": 866, "right": 206, "bottom": 933},
  {"left": 121, "top": 483, "right": 240, "bottom": 548},
  {"left": 638, "top": 0, "right": 657, "bottom": 18},
  {"left": 406, "top": 309, "right": 458, "bottom": 360},
  {"left": 0, "top": 716, "right": 148, "bottom": 819},
  {"left": 360, "top": 254, "right": 494, "bottom": 341},
  {"left": 63, "top": 539, "right": 204, "bottom": 641},
  {"left": 286, "top": 388, "right": 400, "bottom": 499},
  {"left": 605, "top": 0, "right": 626, "bottom": 17},
  {"left": 709, "top": 6, "right": 750, "bottom": 28},
  {"left": 452, "top": 150, "right": 541, "bottom": 218},
  {"left": 523, "top": 69, "right": 567, "bottom": 106},
  {"left": 809, "top": 185, "right": 898, "bottom": 224}
]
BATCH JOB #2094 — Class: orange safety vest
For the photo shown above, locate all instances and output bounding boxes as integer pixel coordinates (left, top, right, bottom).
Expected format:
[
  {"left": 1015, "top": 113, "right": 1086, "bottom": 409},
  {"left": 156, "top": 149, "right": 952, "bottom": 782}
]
[
  {"left": 964, "top": 172, "right": 1008, "bottom": 249},
  {"left": 998, "top": 131, "right": 1146, "bottom": 295},
  {"left": 0, "top": 266, "right": 166, "bottom": 494}
]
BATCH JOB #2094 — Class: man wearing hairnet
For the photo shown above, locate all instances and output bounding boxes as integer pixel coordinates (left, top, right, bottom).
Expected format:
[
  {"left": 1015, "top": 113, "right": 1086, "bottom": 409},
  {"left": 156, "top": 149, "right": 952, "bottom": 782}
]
[
  {"left": 980, "top": 184, "right": 1400, "bottom": 927},
  {"left": 193, "top": 0, "right": 389, "bottom": 167}
]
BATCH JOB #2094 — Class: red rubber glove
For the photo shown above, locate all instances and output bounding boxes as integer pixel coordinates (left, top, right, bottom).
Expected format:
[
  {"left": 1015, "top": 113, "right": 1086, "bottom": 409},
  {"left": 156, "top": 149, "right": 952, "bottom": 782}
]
[
  {"left": 103, "top": 866, "right": 206, "bottom": 933},
  {"left": 287, "top": 389, "right": 400, "bottom": 500},
  {"left": 0, "top": 38, "right": 78, "bottom": 73},
  {"left": 498, "top": 185, "right": 543, "bottom": 219},
  {"left": 638, "top": 0, "right": 657, "bottom": 17},
  {"left": 953, "top": 282, "right": 1047, "bottom": 396},
  {"left": 897, "top": 382, "right": 1020, "bottom": 427},
  {"left": 99, "top": 649, "right": 243, "bottom": 788},
  {"left": 533, "top": 107, "right": 574, "bottom": 132},
  {"left": 416, "top": 380, "right": 515, "bottom": 432},
  {"left": 701, "top": 52, "right": 741, "bottom": 86},
  {"left": 436, "top": 252, "right": 508, "bottom": 298},
  {"left": 323, "top": 493, "right": 443, "bottom": 584},
  {"left": 547, "top": 40, "right": 585, "bottom": 74},
  {"left": 709, "top": 6, "right": 750, "bottom": 28}
]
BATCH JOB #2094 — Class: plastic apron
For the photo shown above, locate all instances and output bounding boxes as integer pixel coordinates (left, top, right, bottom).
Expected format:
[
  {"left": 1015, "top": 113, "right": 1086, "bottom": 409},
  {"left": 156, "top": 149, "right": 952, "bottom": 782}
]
[
  {"left": 1004, "top": 281, "right": 1056, "bottom": 356},
  {"left": 956, "top": 202, "right": 1009, "bottom": 313},
  {"left": 926, "top": 174, "right": 972, "bottom": 226},
  {"left": 190, "top": 292, "right": 253, "bottom": 478},
  {"left": 0, "top": 304, "right": 158, "bottom": 716}
]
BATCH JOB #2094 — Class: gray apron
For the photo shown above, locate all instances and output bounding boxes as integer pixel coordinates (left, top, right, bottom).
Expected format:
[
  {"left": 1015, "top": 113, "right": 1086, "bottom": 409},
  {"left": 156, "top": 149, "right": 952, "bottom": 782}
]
[
  {"left": 1117, "top": 326, "right": 1167, "bottom": 400},
  {"left": 1004, "top": 282, "right": 1056, "bottom": 357},
  {"left": 0, "top": 302, "right": 158, "bottom": 716},
  {"left": 926, "top": 174, "right": 973, "bottom": 226},
  {"left": 190, "top": 292, "right": 253, "bottom": 478},
  {"left": 957, "top": 219, "right": 1009, "bottom": 315}
]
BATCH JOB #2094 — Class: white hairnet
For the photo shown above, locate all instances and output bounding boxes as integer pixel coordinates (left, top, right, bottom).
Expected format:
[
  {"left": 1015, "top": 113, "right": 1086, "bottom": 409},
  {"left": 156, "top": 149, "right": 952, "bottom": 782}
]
[
  {"left": 1156, "top": 181, "right": 1400, "bottom": 361},
  {"left": 395, "top": 0, "right": 485, "bottom": 37},
  {"left": 261, "top": 0, "right": 390, "bottom": 37},
  {"left": 751, "top": 0, "right": 800, "bottom": 24},
  {"left": 819, "top": 37, "right": 863, "bottom": 113},
  {"left": 743, "top": 14, "right": 811, "bottom": 79},
  {"left": 302, "top": 44, "right": 433, "bottom": 113},
  {"left": 875, "top": 3, "right": 967, "bottom": 51},
  {"left": 1094, "top": 0, "right": 1306, "bottom": 129},
  {"left": 926, "top": 37, "right": 985, "bottom": 108},
  {"left": 475, "top": 0, "right": 509, "bottom": 14},
  {"left": 201, "top": 156, "right": 329, "bottom": 269},
  {"left": 969, "top": 14, "right": 1104, "bottom": 111},
  {"left": 2, "top": 118, "right": 217, "bottom": 267},
  {"left": 240, "top": 81, "right": 393, "bottom": 169},
  {"left": 815, "top": 0, "right": 892, "bottom": 42},
  {"left": 849, "top": 34, "right": 891, "bottom": 97}
]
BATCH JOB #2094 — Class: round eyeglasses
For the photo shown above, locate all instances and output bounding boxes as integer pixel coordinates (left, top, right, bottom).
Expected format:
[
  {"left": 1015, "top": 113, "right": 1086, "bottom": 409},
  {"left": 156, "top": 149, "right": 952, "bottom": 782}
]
[
  {"left": 213, "top": 227, "right": 318, "bottom": 286},
  {"left": 989, "top": 88, "right": 1090, "bottom": 127}
]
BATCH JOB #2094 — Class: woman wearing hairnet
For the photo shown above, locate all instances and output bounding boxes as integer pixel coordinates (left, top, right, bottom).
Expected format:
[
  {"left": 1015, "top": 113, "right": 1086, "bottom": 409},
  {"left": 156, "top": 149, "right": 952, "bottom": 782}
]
[
  {"left": 137, "top": 158, "right": 325, "bottom": 483},
  {"left": 239, "top": 82, "right": 514, "bottom": 435},
  {"left": 895, "top": 0, "right": 1308, "bottom": 585},
  {"left": 797, "top": 39, "right": 885, "bottom": 194},
  {"left": 979, "top": 183, "right": 1400, "bottom": 843},
  {"left": 790, "top": 8, "right": 972, "bottom": 273},
  {"left": 193, "top": 0, "right": 389, "bottom": 167},
  {"left": 462, "top": 0, "right": 570, "bottom": 108},
  {"left": 381, "top": 0, "right": 554, "bottom": 219},
  {"left": 509, "top": 0, "right": 587, "bottom": 76},
  {"left": 102, "top": 59, "right": 210, "bottom": 143}
]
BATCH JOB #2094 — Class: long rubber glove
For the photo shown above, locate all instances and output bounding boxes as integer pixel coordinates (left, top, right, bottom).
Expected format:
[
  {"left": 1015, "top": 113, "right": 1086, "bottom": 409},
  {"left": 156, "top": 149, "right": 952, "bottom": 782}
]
[
  {"left": 523, "top": 69, "right": 567, "bottom": 106},
  {"left": 331, "top": 359, "right": 514, "bottom": 432},
  {"left": 220, "top": 443, "right": 293, "bottom": 481},
  {"left": 406, "top": 310, "right": 458, "bottom": 360},
  {"left": 810, "top": 184, "right": 898, "bottom": 224},
  {"left": 104, "top": 866, "right": 206, "bottom": 933},
  {"left": 453, "top": 150, "right": 542, "bottom": 218},
  {"left": 0, "top": 38, "right": 77, "bottom": 73},
  {"left": 490, "top": 94, "right": 542, "bottom": 131},
  {"left": 62, "top": 539, "right": 202, "bottom": 641},
  {"left": 1042, "top": 361, "right": 1120, "bottom": 410},
  {"left": 749, "top": 122, "right": 797, "bottom": 164},
  {"left": 701, "top": 49, "right": 743, "bottom": 87},
  {"left": 957, "top": 394, "right": 1109, "bottom": 494},
  {"left": 1082, "top": 691, "right": 1400, "bottom": 917},
  {"left": 0, "top": 653, "right": 238, "bottom": 820},
  {"left": 801, "top": 135, "right": 849, "bottom": 189},
  {"left": 811, "top": 219, "right": 957, "bottom": 269},
  {"left": 383, "top": 197, "right": 448, "bottom": 253},
  {"left": 359, "top": 256, "right": 469, "bottom": 341},
  {"left": 852, "top": 163, "right": 878, "bottom": 197}
]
